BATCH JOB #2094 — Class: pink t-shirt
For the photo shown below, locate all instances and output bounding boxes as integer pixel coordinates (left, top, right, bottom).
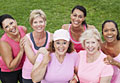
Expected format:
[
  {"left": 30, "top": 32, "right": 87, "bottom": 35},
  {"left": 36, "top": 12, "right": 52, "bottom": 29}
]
[
  {"left": 78, "top": 50, "right": 113, "bottom": 83},
  {"left": 0, "top": 26, "right": 26, "bottom": 72},
  {"left": 69, "top": 24, "right": 86, "bottom": 53},
  {"left": 111, "top": 54, "right": 120, "bottom": 83},
  {"left": 22, "top": 31, "right": 51, "bottom": 79},
  {"left": 36, "top": 52, "right": 78, "bottom": 83}
]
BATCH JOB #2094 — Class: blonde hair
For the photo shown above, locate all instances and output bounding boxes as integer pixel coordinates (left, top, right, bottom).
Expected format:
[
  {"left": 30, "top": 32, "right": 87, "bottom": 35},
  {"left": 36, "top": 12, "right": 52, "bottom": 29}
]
[
  {"left": 80, "top": 28, "right": 102, "bottom": 49},
  {"left": 29, "top": 9, "right": 46, "bottom": 25}
]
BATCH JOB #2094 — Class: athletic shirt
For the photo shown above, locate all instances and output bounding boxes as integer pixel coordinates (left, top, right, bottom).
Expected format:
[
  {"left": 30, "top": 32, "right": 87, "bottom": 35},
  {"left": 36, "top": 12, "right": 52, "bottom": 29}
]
[
  {"left": 22, "top": 31, "right": 51, "bottom": 79},
  {"left": 111, "top": 54, "right": 120, "bottom": 83},
  {"left": 0, "top": 26, "right": 26, "bottom": 72},
  {"left": 69, "top": 24, "right": 86, "bottom": 52},
  {"left": 36, "top": 52, "right": 79, "bottom": 83},
  {"left": 78, "top": 50, "right": 113, "bottom": 83}
]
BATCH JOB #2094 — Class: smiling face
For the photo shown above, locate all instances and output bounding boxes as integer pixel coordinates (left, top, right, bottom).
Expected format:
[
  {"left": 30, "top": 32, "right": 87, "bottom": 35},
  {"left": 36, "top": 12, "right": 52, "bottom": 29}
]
[
  {"left": 32, "top": 16, "right": 46, "bottom": 33},
  {"left": 84, "top": 37, "right": 100, "bottom": 55},
  {"left": 103, "top": 22, "right": 117, "bottom": 43},
  {"left": 71, "top": 9, "right": 85, "bottom": 28},
  {"left": 2, "top": 18, "right": 19, "bottom": 36},
  {"left": 54, "top": 39, "right": 69, "bottom": 56}
]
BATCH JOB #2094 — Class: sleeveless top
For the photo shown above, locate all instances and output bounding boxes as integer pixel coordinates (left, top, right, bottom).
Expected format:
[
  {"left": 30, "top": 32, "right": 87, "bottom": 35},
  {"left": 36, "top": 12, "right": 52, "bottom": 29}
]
[
  {"left": 0, "top": 26, "right": 26, "bottom": 72},
  {"left": 22, "top": 31, "right": 51, "bottom": 79},
  {"left": 68, "top": 24, "right": 86, "bottom": 52},
  {"left": 111, "top": 54, "right": 120, "bottom": 83}
]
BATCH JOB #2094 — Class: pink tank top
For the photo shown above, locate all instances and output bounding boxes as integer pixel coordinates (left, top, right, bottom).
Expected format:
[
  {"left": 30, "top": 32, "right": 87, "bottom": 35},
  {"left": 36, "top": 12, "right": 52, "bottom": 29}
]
[
  {"left": 111, "top": 54, "right": 120, "bottom": 83},
  {"left": 0, "top": 26, "right": 26, "bottom": 72},
  {"left": 22, "top": 31, "right": 51, "bottom": 79},
  {"left": 69, "top": 24, "right": 86, "bottom": 52}
]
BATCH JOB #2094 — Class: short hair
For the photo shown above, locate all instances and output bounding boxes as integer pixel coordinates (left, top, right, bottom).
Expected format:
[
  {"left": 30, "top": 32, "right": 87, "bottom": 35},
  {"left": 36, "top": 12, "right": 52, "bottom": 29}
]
[
  {"left": 0, "top": 14, "right": 14, "bottom": 29},
  {"left": 80, "top": 28, "right": 102, "bottom": 49},
  {"left": 29, "top": 9, "right": 46, "bottom": 25},
  {"left": 47, "top": 41, "right": 74, "bottom": 53},
  {"left": 102, "top": 20, "right": 120, "bottom": 40},
  {"left": 71, "top": 5, "right": 87, "bottom": 27}
]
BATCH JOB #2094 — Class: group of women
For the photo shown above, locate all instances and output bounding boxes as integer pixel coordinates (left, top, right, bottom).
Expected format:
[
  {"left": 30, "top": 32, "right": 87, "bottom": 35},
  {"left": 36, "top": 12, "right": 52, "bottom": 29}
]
[{"left": 0, "top": 5, "right": 119, "bottom": 83}]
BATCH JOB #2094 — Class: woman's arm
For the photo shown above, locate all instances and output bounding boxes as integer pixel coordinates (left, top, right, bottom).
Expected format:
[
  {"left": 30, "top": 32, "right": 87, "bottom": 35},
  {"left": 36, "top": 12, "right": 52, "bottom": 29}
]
[
  {"left": 23, "top": 36, "right": 37, "bottom": 64},
  {"left": 100, "top": 76, "right": 112, "bottom": 83},
  {"left": 31, "top": 48, "right": 51, "bottom": 82},
  {"left": 0, "top": 39, "right": 25, "bottom": 71}
]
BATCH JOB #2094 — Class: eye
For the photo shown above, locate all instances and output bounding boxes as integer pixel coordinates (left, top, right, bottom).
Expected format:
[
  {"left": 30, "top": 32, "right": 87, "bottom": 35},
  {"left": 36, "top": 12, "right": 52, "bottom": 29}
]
[
  {"left": 10, "top": 22, "right": 13, "bottom": 25},
  {"left": 56, "top": 41, "right": 60, "bottom": 44},
  {"left": 33, "top": 21, "right": 37, "bottom": 24},
  {"left": 39, "top": 21, "right": 44, "bottom": 23},
  {"left": 63, "top": 41, "right": 67, "bottom": 44},
  {"left": 92, "top": 41, "right": 95, "bottom": 44},
  {"left": 111, "top": 29, "right": 115, "bottom": 32},
  {"left": 104, "top": 29, "right": 108, "bottom": 32},
  {"left": 78, "top": 15, "right": 83, "bottom": 18},
  {"left": 73, "top": 14, "right": 77, "bottom": 17},
  {"left": 5, "top": 25, "right": 9, "bottom": 28}
]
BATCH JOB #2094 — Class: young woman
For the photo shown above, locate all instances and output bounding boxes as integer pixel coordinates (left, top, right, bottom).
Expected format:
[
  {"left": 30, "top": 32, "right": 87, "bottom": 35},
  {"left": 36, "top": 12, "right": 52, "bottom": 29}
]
[
  {"left": 101, "top": 20, "right": 120, "bottom": 83},
  {"left": 62, "top": 5, "right": 95, "bottom": 52},
  {"left": 31, "top": 29, "right": 78, "bottom": 83},
  {"left": 22, "top": 9, "right": 52, "bottom": 83},
  {"left": 0, "top": 14, "right": 27, "bottom": 83},
  {"left": 77, "top": 28, "right": 113, "bottom": 83}
]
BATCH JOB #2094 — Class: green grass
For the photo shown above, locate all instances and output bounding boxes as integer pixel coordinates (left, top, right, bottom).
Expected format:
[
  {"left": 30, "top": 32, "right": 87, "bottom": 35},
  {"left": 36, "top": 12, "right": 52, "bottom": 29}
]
[
  {"left": 0, "top": 0, "right": 120, "bottom": 82},
  {"left": 0, "top": 0, "right": 120, "bottom": 37}
]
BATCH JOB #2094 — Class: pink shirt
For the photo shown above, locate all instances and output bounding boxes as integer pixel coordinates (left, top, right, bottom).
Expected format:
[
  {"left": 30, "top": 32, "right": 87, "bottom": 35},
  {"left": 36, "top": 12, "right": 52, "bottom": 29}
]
[
  {"left": 69, "top": 24, "right": 86, "bottom": 52},
  {"left": 0, "top": 26, "right": 26, "bottom": 72},
  {"left": 22, "top": 31, "right": 51, "bottom": 79},
  {"left": 111, "top": 54, "right": 120, "bottom": 83},
  {"left": 36, "top": 52, "right": 78, "bottom": 83},
  {"left": 78, "top": 51, "right": 113, "bottom": 83}
]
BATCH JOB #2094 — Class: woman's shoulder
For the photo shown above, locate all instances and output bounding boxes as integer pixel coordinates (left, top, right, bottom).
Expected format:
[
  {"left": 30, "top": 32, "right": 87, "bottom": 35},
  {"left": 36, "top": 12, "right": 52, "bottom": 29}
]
[
  {"left": 62, "top": 24, "right": 70, "bottom": 30},
  {"left": 18, "top": 25, "right": 27, "bottom": 34},
  {"left": 87, "top": 24, "right": 96, "bottom": 29}
]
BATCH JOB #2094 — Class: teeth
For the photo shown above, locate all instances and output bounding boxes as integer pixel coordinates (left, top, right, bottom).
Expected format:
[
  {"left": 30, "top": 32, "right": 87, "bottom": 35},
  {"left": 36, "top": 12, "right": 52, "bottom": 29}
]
[
  {"left": 11, "top": 28, "right": 16, "bottom": 33},
  {"left": 74, "top": 21, "right": 79, "bottom": 24},
  {"left": 107, "top": 36, "right": 113, "bottom": 38}
]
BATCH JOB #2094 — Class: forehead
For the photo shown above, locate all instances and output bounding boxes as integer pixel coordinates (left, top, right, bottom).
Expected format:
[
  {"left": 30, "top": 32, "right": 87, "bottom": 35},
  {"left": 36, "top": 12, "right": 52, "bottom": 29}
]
[
  {"left": 85, "top": 37, "right": 97, "bottom": 42},
  {"left": 55, "top": 39, "right": 68, "bottom": 42},
  {"left": 72, "top": 9, "right": 84, "bottom": 15},
  {"left": 104, "top": 22, "right": 116, "bottom": 30},
  {"left": 33, "top": 16, "right": 44, "bottom": 21},
  {"left": 2, "top": 18, "right": 14, "bottom": 24}
]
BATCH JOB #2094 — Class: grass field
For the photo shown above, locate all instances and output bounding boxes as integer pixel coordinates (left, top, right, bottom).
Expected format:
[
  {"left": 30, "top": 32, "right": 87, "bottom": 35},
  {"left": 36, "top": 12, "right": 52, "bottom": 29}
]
[
  {"left": 0, "top": 0, "right": 120, "bottom": 37},
  {"left": 0, "top": 0, "right": 120, "bottom": 82}
]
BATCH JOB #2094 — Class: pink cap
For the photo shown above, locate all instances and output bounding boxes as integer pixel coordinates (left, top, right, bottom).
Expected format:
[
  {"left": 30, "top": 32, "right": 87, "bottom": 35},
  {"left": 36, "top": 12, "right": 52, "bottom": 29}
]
[{"left": 53, "top": 29, "right": 70, "bottom": 41}]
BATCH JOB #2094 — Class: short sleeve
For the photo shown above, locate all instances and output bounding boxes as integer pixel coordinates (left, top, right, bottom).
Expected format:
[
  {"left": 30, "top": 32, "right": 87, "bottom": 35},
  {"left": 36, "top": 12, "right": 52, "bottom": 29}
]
[
  {"left": 101, "top": 64, "right": 114, "bottom": 77},
  {"left": 36, "top": 54, "right": 44, "bottom": 63}
]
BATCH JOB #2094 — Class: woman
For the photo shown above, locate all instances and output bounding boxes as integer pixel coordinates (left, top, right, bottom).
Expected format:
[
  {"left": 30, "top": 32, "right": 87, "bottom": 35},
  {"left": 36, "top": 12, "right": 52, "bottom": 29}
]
[
  {"left": 0, "top": 14, "right": 27, "bottom": 83},
  {"left": 22, "top": 9, "right": 52, "bottom": 83},
  {"left": 77, "top": 28, "right": 113, "bottom": 83},
  {"left": 31, "top": 29, "right": 78, "bottom": 83},
  {"left": 62, "top": 5, "right": 95, "bottom": 52},
  {"left": 101, "top": 20, "right": 120, "bottom": 83}
]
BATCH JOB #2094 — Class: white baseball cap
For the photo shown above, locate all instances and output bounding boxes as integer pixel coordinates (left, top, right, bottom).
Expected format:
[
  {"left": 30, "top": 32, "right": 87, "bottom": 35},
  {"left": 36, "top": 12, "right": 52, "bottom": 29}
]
[{"left": 53, "top": 29, "right": 70, "bottom": 41}]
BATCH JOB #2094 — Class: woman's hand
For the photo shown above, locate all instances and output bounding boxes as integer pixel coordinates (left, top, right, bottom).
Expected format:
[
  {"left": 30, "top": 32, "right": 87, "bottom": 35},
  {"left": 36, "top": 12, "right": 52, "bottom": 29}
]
[{"left": 104, "top": 55, "right": 116, "bottom": 65}]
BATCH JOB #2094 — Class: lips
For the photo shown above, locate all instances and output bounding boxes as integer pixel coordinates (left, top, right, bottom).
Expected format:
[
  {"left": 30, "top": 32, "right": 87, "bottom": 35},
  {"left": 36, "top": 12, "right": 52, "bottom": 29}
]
[{"left": 10, "top": 28, "right": 16, "bottom": 33}]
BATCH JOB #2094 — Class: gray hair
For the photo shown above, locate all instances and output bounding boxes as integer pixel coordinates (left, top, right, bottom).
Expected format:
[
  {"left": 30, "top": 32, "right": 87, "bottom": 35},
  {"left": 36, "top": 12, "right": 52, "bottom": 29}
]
[{"left": 80, "top": 28, "right": 102, "bottom": 49}]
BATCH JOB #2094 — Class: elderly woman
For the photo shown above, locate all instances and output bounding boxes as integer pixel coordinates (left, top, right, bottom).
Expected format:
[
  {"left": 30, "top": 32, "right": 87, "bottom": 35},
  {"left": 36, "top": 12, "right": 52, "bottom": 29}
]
[
  {"left": 22, "top": 9, "right": 52, "bottom": 83},
  {"left": 31, "top": 29, "right": 78, "bottom": 83},
  {"left": 62, "top": 5, "right": 95, "bottom": 53},
  {"left": 77, "top": 28, "right": 113, "bottom": 83},
  {"left": 101, "top": 20, "right": 120, "bottom": 83},
  {"left": 0, "top": 14, "right": 27, "bottom": 83}
]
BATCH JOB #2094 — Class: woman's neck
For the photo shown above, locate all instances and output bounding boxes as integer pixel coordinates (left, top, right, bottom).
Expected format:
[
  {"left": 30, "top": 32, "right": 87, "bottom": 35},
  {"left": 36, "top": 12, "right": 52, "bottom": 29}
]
[
  {"left": 105, "top": 39, "right": 118, "bottom": 47},
  {"left": 55, "top": 52, "right": 66, "bottom": 63},
  {"left": 7, "top": 32, "right": 20, "bottom": 42},
  {"left": 71, "top": 24, "right": 84, "bottom": 33},
  {"left": 33, "top": 31, "right": 46, "bottom": 40},
  {"left": 87, "top": 51, "right": 100, "bottom": 63}
]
